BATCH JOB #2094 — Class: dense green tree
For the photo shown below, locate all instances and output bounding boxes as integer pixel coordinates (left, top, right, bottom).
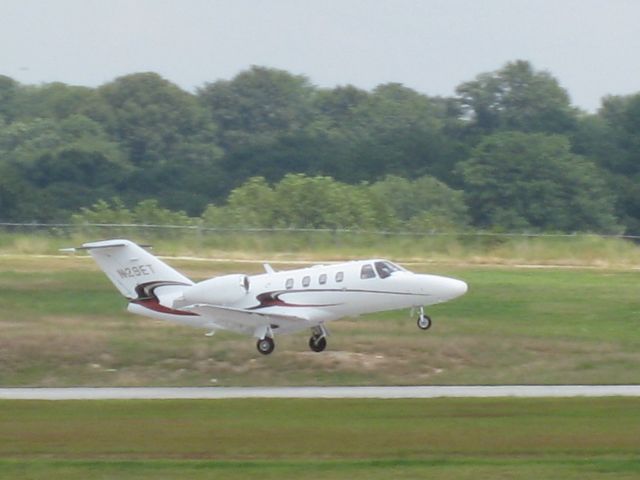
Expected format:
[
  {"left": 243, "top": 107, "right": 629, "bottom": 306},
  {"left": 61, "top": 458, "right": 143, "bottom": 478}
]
[
  {"left": 93, "top": 73, "right": 224, "bottom": 213},
  {"left": 12, "top": 83, "right": 96, "bottom": 121},
  {"left": 202, "top": 174, "right": 393, "bottom": 230},
  {"left": 71, "top": 198, "right": 134, "bottom": 224},
  {"left": 0, "top": 75, "right": 19, "bottom": 123},
  {"left": 304, "top": 83, "right": 464, "bottom": 184},
  {"left": 197, "top": 67, "right": 317, "bottom": 184},
  {"left": 456, "top": 60, "right": 577, "bottom": 135},
  {"left": 23, "top": 115, "right": 127, "bottom": 186},
  {"left": 313, "top": 85, "right": 370, "bottom": 126},
  {"left": 370, "top": 175, "right": 469, "bottom": 231},
  {"left": 120, "top": 139, "right": 226, "bottom": 215},
  {"left": 95, "top": 73, "right": 215, "bottom": 166},
  {"left": 72, "top": 198, "right": 194, "bottom": 226},
  {"left": 202, "top": 176, "right": 282, "bottom": 228},
  {"left": 0, "top": 163, "right": 43, "bottom": 221},
  {"left": 0, "top": 64, "right": 637, "bottom": 233},
  {"left": 342, "top": 84, "right": 438, "bottom": 179},
  {"left": 198, "top": 66, "right": 314, "bottom": 137},
  {"left": 459, "top": 132, "right": 620, "bottom": 233},
  {"left": 598, "top": 94, "right": 640, "bottom": 176},
  {"left": 589, "top": 94, "right": 640, "bottom": 232},
  {"left": 570, "top": 114, "right": 618, "bottom": 165},
  {"left": 131, "top": 199, "right": 194, "bottom": 226},
  {"left": 0, "top": 115, "right": 128, "bottom": 219},
  {"left": 297, "top": 85, "right": 371, "bottom": 180},
  {"left": 270, "top": 174, "right": 385, "bottom": 229}
]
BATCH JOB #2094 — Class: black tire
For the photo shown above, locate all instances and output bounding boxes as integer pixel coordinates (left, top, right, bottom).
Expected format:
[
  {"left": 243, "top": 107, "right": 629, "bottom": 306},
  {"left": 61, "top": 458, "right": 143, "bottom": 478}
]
[
  {"left": 309, "top": 335, "right": 327, "bottom": 353},
  {"left": 417, "top": 314, "right": 432, "bottom": 330},
  {"left": 257, "top": 337, "right": 275, "bottom": 355}
]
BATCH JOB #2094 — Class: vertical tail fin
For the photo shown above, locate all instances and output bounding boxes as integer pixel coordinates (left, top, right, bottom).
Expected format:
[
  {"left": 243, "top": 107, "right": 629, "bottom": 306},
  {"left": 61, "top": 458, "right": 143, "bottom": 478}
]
[{"left": 80, "top": 239, "right": 193, "bottom": 299}]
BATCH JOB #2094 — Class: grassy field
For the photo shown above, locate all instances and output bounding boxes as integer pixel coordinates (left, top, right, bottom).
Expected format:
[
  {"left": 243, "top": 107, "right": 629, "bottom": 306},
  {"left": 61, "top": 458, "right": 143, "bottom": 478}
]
[
  {"left": 0, "top": 397, "right": 638, "bottom": 479},
  {"left": 2, "top": 229, "right": 640, "bottom": 267},
  {"left": 1, "top": 243, "right": 639, "bottom": 479},
  {"left": 0, "top": 253, "right": 639, "bottom": 386}
]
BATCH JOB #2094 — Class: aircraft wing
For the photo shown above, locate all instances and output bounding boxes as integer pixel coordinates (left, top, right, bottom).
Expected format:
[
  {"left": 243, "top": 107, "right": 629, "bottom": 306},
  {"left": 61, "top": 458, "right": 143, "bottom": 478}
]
[{"left": 182, "top": 304, "right": 312, "bottom": 335}]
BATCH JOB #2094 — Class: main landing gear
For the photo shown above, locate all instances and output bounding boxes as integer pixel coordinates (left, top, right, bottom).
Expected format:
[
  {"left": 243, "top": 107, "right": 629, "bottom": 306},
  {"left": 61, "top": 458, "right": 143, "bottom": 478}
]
[
  {"left": 256, "top": 336, "right": 275, "bottom": 355},
  {"left": 255, "top": 325, "right": 276, "bottom": 355},
  {"left": 309, "top": 325, "right": 328, "bottom": 353},
  {"left": 416, "top": 306, "right": 432, "bottom": 330},
  {"left": 255, "top": 325, "right": 329, "bottom": 355}
]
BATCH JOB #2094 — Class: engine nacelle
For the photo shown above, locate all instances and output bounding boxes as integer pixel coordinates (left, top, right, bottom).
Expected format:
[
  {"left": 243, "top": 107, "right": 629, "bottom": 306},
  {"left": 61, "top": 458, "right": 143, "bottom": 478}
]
[{"left": 179, "top": 274, "right": 249, "bottom": 307}]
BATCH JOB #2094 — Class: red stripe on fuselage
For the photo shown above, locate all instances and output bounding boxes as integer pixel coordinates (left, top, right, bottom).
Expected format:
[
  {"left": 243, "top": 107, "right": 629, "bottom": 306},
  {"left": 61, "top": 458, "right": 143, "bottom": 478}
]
[{"left": 131, "top": 298, "right": 198, "bottom": 316}]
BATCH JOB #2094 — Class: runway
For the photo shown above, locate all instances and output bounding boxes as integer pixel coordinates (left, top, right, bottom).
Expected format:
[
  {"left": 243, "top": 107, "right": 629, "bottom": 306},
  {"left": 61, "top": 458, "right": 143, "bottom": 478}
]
[{"left": 1, "top": 385, "right": 639, "bottom": 400}]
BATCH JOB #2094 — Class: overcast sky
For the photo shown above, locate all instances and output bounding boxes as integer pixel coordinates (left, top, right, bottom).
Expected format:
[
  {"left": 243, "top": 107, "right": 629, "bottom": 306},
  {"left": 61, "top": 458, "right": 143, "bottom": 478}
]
[{"left": 1, "top": 0, "right": 639, "bottom": 112}]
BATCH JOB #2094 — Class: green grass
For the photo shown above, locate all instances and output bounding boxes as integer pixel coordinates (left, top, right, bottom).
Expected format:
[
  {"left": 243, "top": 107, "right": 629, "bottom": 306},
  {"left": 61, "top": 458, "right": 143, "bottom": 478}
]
[
  {"left": 2, "top": 248, "right": 639, "bottom": 478},
  {"left": 0, "top": 398, "right": 638, "bottom": 479},
  {"left": 2, "top": 458, "right": 639, "bottom": 480},
  {"left": 1, "top": 256, "right": 640, "bottom": 386}
]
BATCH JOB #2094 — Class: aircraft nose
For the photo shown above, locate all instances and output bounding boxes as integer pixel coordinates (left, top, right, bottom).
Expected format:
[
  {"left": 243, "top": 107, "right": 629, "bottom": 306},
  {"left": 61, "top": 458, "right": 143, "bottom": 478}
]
[
  {"left": 449, "top": 278, "right": 469, "bottom": 298},
  {"left": 414, "top": 274, "right": 468, "bottom": 303},
  {"left": 444, "top": 278, "right": 468, "bottom": 300}
]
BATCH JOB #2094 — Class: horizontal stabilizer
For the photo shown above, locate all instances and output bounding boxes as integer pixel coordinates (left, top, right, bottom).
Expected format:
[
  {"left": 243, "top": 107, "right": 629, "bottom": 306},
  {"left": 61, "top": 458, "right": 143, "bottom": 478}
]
[
  {"left": 60, "top": 240, "right": 151, "bottom": 252},
  {"left": 60, "top": 244, "right": 126, "bottom": 253}
]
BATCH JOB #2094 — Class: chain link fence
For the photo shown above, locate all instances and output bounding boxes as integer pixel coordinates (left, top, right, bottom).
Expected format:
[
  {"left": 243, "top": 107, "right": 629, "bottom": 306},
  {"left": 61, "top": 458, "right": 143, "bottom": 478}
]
[
  {"left": 2, "top": 222, "right": 639, "bottom": 239},
  {"left": 1, "top": 222, "right": 638, "bottom": 261}
]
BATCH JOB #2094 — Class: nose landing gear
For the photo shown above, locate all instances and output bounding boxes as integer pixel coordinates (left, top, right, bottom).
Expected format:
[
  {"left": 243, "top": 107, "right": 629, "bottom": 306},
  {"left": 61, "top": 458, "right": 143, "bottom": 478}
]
[{"left": 416, "top": 306, "right": 432, "bottom": 330}]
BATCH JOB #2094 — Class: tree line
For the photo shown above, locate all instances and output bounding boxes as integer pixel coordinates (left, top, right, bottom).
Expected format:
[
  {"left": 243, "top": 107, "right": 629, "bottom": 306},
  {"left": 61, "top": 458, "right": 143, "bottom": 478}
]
[
  {"left": 1, "top": 60, "right": 639, "bottom": 234},
  {"left": 71, "top": 174, "right": 469, "bottom": 232}
]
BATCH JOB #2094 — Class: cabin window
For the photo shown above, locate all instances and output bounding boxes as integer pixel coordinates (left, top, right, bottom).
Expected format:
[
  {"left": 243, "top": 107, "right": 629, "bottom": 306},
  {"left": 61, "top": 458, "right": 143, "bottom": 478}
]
[
  {"left": 374, "top": 261, "right": 403, "bottom": 279},
  {"left": 360, "top": 264, "right": 376, "bottom": 279},
  {"left": 285, "top": 278, "right": 294, "bottom": 290},
  {"left": 319, "top": 273, "right": 327, "bottom": 285},
  {"left": 302, "top": 275, "right": 311, "bottom": 287},
  {"left": 335, "top": 271, "right": 344, "bottom": 283}
]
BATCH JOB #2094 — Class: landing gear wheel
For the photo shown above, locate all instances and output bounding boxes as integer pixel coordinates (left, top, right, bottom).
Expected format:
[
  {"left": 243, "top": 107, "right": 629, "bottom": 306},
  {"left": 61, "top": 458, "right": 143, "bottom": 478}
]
[
  {"left": 417, "top": 314, "right": 432, "bottom": 330},
  {"left": 257, "top": 337, "right": 275, "bottom": 355},
  {"left": 309, "top": 335, "right": 327, "bottom": 353}
]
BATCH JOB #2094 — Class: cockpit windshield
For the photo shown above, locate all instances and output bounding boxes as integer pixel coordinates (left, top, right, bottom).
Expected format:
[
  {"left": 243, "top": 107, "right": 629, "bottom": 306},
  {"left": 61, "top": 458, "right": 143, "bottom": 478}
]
[{"left": 374, "top": 261, "right": 404, "bottom": 279}]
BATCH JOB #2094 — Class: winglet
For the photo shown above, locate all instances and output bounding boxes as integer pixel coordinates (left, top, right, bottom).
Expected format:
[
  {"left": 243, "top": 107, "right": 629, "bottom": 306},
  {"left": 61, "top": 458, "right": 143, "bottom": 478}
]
[{"left": 263, "top": 263, "right": 276, "bottom": 274}]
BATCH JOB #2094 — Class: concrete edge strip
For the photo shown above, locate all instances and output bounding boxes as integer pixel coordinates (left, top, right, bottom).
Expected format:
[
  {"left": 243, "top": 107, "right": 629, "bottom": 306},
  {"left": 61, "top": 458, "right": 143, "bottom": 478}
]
[{"left": 1, "top": 386, "right": 640, "bottom": 400}]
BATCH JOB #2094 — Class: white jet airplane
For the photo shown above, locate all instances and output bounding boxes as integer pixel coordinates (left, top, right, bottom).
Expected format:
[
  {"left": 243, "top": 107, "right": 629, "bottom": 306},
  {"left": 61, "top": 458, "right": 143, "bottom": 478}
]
[{"left": 69, "top": 239, "right": 468, "bottom": 355}]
